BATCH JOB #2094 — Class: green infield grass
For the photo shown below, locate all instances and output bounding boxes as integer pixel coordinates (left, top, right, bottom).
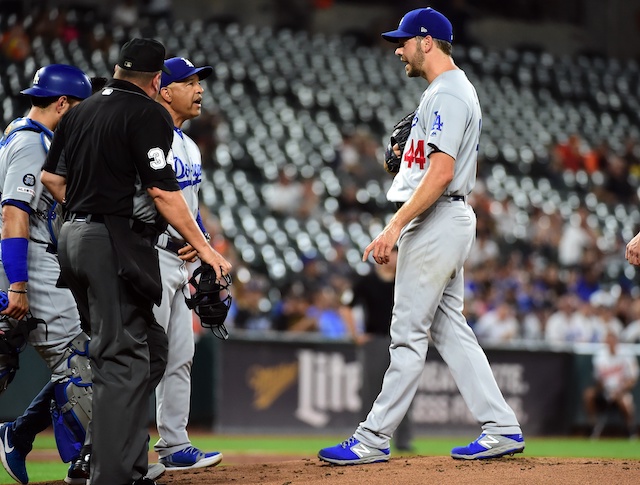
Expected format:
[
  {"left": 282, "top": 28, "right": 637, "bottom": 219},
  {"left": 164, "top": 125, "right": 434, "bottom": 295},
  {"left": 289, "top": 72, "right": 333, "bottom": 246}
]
[{"left": 1, "top": 433, "right": 638, "bottom": 484}]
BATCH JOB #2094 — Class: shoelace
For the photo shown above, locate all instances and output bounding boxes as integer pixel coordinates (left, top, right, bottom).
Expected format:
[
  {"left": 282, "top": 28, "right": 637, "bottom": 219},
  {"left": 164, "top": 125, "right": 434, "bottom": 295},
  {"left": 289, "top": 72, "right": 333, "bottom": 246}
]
[
  {"left": 180, "top": 446, "right": 204, "bottom": 459},
  {"left": 340, "top": 436, "right": 358, "bottom": 449}
]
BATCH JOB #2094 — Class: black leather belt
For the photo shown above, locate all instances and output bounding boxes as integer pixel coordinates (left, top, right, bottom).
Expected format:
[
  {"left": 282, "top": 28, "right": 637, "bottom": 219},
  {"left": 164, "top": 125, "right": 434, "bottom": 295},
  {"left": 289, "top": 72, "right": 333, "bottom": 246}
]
[
  {"left": 395, "top": 194, "right": 466, "bottom": 210},
  {"left": 67, "top": 213, "right": 105, "bottom": 223},
  {"left": 158, "top": 235, "right": 186, "bottom": 256},
  {"left": 164, "top": 238, "right": 185, "bottom": 255}
]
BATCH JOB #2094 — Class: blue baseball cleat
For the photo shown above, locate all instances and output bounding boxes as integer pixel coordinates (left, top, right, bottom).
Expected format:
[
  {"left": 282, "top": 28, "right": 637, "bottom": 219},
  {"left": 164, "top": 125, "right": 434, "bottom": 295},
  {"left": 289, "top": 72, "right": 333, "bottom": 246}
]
[
  {"left": 159, "top": 446, "right": 222, "bottom": 470},
  {"left": 318, "top": 436, "right": 390, "bottom": 465},
  {"left": 451, "top": 433, "right": 525, "bottom": 460},
  {"left": 0, "top": 423, "right": 28, "bottom": 484}
]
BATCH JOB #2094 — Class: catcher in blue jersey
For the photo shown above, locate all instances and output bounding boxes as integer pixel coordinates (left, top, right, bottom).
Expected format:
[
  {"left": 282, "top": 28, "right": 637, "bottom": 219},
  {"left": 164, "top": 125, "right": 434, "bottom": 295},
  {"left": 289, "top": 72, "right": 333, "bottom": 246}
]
[{"left": 0, "top": 64, "right": 93, "bottom": 485}]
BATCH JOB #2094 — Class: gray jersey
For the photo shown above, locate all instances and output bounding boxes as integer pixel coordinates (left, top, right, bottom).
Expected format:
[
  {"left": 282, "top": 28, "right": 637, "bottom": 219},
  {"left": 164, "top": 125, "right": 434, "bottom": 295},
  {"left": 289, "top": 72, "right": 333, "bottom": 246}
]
[
  {"left": 387, "top": 70, "right": 481, "bottom": 202},
  {"left": 0, "top": 117, "right": 84, "bottom": 378},
  {"left": 0, "top": 118, "right": 58, "bottom": 245}
]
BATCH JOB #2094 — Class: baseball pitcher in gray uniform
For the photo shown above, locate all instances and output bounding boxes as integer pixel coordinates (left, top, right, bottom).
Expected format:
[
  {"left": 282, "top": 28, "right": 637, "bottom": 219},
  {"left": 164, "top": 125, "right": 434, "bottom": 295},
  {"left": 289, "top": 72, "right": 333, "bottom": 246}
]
[
  {"left": 318, "top": 7, "right": 524, "bottom": 465},
  {"left": 153, "top": 57, "right": 222, "bottom": 470},
  {"left": 0, "top": 64, "right": 93, "bottom": 484}
]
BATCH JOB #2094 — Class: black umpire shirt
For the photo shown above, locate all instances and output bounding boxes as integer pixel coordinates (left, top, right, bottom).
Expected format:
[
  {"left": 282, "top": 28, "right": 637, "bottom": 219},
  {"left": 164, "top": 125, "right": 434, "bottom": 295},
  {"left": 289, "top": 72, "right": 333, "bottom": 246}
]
[
  {"left": 43, "top": 78, "right": 179, "bottom": 304},
  {"left": 43, "top": 78, "right": 179, "bottom": 221}
]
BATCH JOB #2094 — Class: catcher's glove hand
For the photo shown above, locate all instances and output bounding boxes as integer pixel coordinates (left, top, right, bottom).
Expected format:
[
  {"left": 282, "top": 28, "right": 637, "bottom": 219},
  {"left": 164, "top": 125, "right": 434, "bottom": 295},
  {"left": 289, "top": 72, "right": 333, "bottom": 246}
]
[
  {"left": 384, "top": 111, "right": 415, "bottom": 174},
  {"left": 184, "top": 264, "right": 233, "bottom": 340}
]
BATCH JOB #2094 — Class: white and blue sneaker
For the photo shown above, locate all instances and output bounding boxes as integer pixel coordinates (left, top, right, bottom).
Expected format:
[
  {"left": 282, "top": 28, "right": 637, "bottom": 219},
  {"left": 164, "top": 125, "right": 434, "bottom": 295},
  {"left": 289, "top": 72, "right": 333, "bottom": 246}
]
[
  {"left": 0, "top": 422, "right": 28, "bottom": 484},
  {"left": 318, "top": 436, "right": 390, "bottom": 465},
  {"left": 159, "top": 446, "right": 222, "bottom": 470},
  {"left": 451, "top": 433, "right": 525, "bottom": 460}
]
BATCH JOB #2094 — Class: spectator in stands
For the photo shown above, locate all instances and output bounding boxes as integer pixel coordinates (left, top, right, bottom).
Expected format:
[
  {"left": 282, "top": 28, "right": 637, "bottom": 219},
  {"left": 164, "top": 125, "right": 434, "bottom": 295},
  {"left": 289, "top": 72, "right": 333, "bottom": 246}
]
[
  {"left": 112, "top": 0, "right": 140, "bottom": 28},
  {"left": 591, "top": 291, "right": 624, "bottom": 340},
  {"left": 271, "top": 280, "right": 311, "bottom": 331},
  {"left": 583, "top": 331, "right": 639, "bottom": 439},
  {"left": 0, "top": 15, "right": 31, "bottom": 63},
  {"left": 571, "top": 264, "right": 602, "bottom": 303},
  {"left": 583, "top": 139, "right": 610, "bottom": 174},
  {"left": 597, "top": 154, "right": 636, "bottom": 205},
  {"left": 545, "top": 294, "right": 578, "bottom": 344},
  {"left": 290, "top": 286, "right": 353, "bottom": 339},
  {"left": 262, "top": 165, "right": 304, "bottom": 216},
  {"left": 622, "top": 136, "right": 640, "bottom": 178},
  {"left": 569, "top": 299, "right": 603, "bottom": 343},
  {"left": 466, "top": 225, "right": 499, "bottom": 268},
  {"left": 621, "top": 299, "right": 640, "bottom": 344},
  {"left": 521, "top": 303, "right": 549, "bottom": 341},
  {"left": 335, "top": 127, "right": 384, "bottom": 186},
  {"left": 473, "top": 301, "right": 519, "bottom": 345},
  {"left": 229, "top": 276, "right": 273, "bottom": 332},
  {"left": 334, "top": 125, "right": 359, "bottom": 173},
  {"left": 534, "top": 263, "right": 568, "bottom": 304},
  {"left": 553, "top": 133, "right": 587, "bottom": 172},
  {"left": 557, "top": 207, "right": 598, "bottom": 268},
  {"left": 528, "top": 208, "right": 563, "bottom": 262}
]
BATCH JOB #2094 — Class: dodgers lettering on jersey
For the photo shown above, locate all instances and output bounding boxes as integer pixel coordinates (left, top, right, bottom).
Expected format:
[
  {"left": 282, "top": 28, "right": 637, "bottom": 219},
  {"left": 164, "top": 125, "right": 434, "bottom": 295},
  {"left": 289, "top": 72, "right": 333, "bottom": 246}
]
[
  {"left": 387, "top": 70, "right": 481, "bottom": 203},
  {"left": 165, "top": 127, "right": 202, "bottom": 241}
]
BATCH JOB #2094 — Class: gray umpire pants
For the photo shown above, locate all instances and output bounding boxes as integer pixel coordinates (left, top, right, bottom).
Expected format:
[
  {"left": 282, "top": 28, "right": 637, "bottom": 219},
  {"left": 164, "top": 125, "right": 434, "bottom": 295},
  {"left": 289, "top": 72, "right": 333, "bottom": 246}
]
[
  {"left": 355, "top": 199, "right": 521, "bottom": 450},
  {"left": 58, "top": 220, "right": 167, "bottom": 485}
]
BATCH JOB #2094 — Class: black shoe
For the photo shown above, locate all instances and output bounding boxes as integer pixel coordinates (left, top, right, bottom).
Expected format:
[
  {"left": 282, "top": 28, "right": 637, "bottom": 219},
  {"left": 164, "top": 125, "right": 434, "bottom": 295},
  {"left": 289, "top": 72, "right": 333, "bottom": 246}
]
[
  {"left": 65, "top": 449, "right": 90, "bottom": 484},
  {"left": 132, "top": 479, "right": 157, "bottom": 485}
]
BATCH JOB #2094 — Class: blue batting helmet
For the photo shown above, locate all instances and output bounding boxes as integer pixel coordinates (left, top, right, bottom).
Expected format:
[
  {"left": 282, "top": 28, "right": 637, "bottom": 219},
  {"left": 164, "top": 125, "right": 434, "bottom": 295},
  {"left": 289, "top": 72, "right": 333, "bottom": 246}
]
[{"left": 21, "top": 64, "right": 92, "bottom": 100}]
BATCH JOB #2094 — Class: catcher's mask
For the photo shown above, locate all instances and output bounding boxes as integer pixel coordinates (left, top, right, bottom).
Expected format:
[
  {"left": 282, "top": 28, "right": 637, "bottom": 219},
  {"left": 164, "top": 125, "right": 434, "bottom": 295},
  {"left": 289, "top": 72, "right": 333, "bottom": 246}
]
[
  {"left": 185, "top": 265, "right": 232, "bottom": 340},
  {"left": 0, "top": 303, "right": 45, "bottom": 395}
]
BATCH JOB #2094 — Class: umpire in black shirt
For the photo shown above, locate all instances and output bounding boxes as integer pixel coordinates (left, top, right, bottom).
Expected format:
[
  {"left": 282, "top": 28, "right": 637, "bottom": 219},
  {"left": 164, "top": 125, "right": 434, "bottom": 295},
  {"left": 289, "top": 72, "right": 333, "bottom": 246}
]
[{"left": 41, "top": 38, "right": 232, "bottom": 485}]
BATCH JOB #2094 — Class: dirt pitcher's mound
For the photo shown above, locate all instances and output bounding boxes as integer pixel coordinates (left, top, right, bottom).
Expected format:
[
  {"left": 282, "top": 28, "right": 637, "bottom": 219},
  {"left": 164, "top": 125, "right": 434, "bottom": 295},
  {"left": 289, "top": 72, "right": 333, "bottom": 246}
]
[{"left": 34, "top": 456, "right": 640, "bottom": 485}]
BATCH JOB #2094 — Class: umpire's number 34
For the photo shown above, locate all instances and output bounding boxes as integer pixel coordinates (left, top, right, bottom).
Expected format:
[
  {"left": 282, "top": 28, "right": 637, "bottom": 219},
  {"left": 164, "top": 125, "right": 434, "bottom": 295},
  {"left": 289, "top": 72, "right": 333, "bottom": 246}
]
[{"left": 147, "top": 147, "right": 168, "bottom": 170}]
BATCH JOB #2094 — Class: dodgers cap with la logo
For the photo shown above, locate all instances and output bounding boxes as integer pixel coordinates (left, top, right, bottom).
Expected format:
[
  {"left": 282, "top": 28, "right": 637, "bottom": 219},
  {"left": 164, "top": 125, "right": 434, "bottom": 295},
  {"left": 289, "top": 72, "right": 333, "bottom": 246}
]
[
  {"left": 381, "top": 7, "right": 453, "bottom": 43},
  {"left": 160, "top": 57, "right": 213, "bottom": 88}
]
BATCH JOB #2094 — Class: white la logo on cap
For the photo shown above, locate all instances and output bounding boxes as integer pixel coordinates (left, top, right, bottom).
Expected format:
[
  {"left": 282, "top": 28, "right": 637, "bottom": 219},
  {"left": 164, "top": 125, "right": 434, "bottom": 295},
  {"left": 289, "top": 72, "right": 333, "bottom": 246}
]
[
  {"left": 421, "top": 27, "right": 428, "bottom": 33},
  {"left": 181, "top": 58, "right": 195, "bottom": 68},
  {"left": 33, "top": 70, "right": 41, "bottom": 85}
]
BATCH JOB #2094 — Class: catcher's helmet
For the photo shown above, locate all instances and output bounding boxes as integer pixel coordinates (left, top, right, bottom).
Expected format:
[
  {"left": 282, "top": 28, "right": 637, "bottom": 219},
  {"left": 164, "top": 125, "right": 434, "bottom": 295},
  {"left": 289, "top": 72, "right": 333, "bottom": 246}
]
[
  {"left": 185, "top": 266, "right": 233, "bottom": 340},
  {"left": 21, "top": 64, "right": 92, "bottom": 100}
]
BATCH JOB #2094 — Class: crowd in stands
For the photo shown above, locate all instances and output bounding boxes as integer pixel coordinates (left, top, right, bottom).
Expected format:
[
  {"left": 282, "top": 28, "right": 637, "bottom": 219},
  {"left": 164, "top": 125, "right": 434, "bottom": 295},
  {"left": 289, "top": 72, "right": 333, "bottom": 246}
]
[{"left": 3, "top": 3, "right": 640, "bottom": 349}]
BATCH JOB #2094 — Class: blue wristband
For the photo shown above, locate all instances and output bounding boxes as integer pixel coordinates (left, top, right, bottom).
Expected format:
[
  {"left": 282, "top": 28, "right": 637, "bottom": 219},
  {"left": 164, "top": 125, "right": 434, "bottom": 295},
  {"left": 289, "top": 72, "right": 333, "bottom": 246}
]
[{"left": 1, "top": 237, "right": 29, "bottom": 284}]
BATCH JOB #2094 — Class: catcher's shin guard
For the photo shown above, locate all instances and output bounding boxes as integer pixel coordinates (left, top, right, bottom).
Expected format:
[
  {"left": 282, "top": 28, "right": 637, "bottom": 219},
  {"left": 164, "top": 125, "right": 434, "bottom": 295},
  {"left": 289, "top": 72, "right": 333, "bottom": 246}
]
[{"left": 50, "top": 333, "right": 92, "bottom": 462}]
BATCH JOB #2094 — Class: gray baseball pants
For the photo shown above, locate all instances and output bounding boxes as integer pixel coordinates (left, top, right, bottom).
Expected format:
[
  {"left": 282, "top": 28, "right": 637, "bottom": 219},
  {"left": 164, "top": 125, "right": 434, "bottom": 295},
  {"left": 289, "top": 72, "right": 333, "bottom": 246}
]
[{"left": 355, "top": 199, "right": 521, "bottom": 449}]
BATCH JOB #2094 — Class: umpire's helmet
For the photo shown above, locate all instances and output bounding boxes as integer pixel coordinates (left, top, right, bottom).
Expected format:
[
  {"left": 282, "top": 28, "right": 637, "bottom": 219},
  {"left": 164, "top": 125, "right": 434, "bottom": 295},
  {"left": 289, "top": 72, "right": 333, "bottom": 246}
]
[{"left": 21, "top": 64, "right": 92, "bottom": 100}]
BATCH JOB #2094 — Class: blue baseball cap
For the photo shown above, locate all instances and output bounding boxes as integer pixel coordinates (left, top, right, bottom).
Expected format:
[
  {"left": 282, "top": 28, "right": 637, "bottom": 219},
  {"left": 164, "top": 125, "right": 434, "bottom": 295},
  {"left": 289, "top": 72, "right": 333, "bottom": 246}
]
[
  {"left": 161, "top": 57, "right": 213, "bottom": 88},
  {"left": 382, "top": 8, "right": 453, "bottom": 44}
]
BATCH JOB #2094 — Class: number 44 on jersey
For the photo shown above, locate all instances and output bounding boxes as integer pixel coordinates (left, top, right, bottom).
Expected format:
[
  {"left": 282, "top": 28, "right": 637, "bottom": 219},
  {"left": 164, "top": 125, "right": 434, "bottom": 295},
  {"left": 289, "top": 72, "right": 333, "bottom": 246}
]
[{"left": 403, "top": 139, "right": 427, "bottom": 169}]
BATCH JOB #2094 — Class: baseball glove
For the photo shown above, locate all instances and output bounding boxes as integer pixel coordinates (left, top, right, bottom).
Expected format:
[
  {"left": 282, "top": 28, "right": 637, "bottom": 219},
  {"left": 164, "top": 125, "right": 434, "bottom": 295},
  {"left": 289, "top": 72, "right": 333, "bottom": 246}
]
[
  {"left": 185, "top": 264, "right": 233, "bottom": 340},
  {"left": 384, "top": 111, "right": 415, "bottom": 174}
]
